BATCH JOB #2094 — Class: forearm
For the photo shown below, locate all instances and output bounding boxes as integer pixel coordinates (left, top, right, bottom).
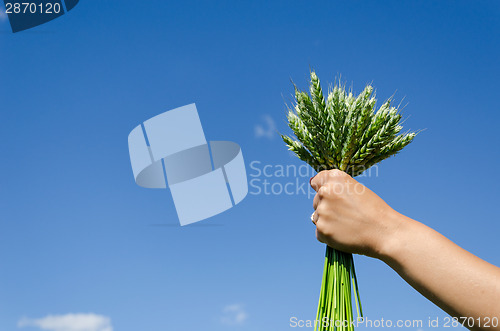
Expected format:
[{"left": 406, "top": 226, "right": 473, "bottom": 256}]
[
  {"left": 379, "top": 212, "right": 500, "bottom": 330},
  {"left": 310, "top": 171, "right": 500, "bottom": 329}
]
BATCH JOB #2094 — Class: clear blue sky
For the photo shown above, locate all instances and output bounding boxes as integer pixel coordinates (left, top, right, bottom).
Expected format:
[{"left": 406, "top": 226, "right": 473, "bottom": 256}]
[{"left": 0, "top": 1, "right": 499, "bottom": 330}]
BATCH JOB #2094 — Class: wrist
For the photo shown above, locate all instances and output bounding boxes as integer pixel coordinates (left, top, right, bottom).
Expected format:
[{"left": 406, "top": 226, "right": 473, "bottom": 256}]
[{"left": 372, "top": 209, "right": 409, "bottom": 262}]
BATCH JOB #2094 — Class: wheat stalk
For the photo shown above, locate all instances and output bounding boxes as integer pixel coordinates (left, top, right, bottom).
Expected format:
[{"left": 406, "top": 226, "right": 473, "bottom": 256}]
[{"left": 282, "top": 71, "right": 417, "bottom": 331}]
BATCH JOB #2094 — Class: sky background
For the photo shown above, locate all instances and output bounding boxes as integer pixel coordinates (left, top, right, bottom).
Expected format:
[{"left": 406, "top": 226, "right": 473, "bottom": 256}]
[{"left": 0, "top": 1, "right": 499, "bottom": 330}]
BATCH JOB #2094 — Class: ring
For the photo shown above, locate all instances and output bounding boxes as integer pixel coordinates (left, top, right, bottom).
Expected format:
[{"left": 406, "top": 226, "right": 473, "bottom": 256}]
[{"left": 311, "top": 212, "right": 317, "bottom": 225}]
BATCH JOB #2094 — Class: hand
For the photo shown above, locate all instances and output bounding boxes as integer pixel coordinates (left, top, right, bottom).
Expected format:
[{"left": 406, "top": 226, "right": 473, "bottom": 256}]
[
  {"left": 310, "top": 169, "right": 400, "bottom": 258},
  {"left": 312, "top": 170, "right": 500, "bottom": 329}
]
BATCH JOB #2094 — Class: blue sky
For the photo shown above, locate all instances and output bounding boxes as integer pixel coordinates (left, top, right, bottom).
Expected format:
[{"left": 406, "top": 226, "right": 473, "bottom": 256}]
[{"left": 0, "top": 1, "right": 499, "bottom": 330}]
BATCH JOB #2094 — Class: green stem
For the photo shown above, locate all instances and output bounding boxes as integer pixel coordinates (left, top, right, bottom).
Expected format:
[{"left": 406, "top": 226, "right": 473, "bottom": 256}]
[{"left": 315, "top": 245, "right": 362, "bottom": 331}]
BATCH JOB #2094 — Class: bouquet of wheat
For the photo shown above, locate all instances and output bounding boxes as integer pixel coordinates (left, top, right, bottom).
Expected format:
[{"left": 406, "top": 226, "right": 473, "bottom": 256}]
[{"left": 282, "top": 71, "right": 416, "bottom": 331}]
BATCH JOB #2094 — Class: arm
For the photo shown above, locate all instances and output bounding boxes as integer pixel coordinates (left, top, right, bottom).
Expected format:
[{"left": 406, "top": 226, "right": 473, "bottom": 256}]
[{"left": 310, "top": 170, "right": 500, "bottom": 331}]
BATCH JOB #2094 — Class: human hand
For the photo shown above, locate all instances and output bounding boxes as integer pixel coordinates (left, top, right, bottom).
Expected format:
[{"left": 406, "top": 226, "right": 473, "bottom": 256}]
[
  {"left": 312, "top": 170, "right": 500, "bottom": 328},
  {"left": 310, "top": 169, "right": 400, "bottom": 258}
]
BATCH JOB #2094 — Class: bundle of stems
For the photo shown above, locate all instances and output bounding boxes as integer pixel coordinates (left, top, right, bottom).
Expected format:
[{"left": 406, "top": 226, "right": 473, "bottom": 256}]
[{"left": 282, "top": 71, "right": 417, "bottom": 331}]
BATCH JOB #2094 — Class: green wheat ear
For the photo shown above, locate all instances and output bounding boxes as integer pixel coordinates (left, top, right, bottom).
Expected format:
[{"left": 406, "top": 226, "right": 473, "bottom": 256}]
[
  {"left": 282, "top": 71, "right": 417, "bottom": 331},
  {"left": 282, "top": 71, "right": 416, "bottom": 177}
]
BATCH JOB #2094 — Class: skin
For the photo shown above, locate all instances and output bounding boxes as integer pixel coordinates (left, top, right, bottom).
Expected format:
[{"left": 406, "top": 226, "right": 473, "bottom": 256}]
[{"left": 310, "top": 169, "right": 500, "bottom": 331}]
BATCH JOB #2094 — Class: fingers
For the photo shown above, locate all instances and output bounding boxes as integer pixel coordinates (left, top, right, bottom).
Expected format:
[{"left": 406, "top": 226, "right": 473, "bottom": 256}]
[
  {"left": 312, "top": 169, "right": 349, "bottom": 210},
  {"left": 310, "top": 170, "right": 330, "bottom": 192},
  {"left": 312, "top": 211, "right": 319, "bottom": 224},
  {"left": 310, "top": 169, "right": 351, "bottom": 247},
  {"left": 310, "top": 169, "right": 348, "bottom": 192},
  {"left": 313, "top": 190, "right": 322, "bottom": 210},
  {"left": 315, "top": 228, "right": 324, "bottom": 243},
  {"left": 315, "top": 221, "right": 328, "bottom": 244}
]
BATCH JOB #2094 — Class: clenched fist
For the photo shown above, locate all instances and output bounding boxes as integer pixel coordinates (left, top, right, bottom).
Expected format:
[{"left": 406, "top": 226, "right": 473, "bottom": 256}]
[
  {"left": 310, "top": 170, "right": 500, "bottom": 329},
  {"left": 310, "top": 169, "right": 400, "bottom": 258}
]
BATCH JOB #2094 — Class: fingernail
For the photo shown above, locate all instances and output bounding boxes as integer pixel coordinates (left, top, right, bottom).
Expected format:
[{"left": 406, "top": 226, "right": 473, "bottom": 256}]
[{"left": 309, "top": 175, "right": 316, "bottom": 186}]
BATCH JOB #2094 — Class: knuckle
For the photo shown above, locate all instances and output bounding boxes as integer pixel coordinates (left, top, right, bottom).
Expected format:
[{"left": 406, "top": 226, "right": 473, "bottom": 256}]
[
  {"left": 329, "top": 169, "right": 345, "bottom": 178},
  {"left": 316, "top": 221, "right": 333, "bottom": 242},
  {"left": 314, "top": 170, "right": 330, "bottom": 187},
  {"left": 313, "top": 195, "right": 320, "bottom": 209},
  {"left": 325, "top": 169, "right": 348, "bottom": 184},
  {"left": 315, "top": 203, "right": 327, "bottom": 217},
  {"left": 315, "top": 215, "right": 327, "bottom": 231},
  {"left": 324, "top": 183, "right": 340, "bottom": 199},
  {"left": 315, "top": 221, "right": 326, "bottom": 235},
  {"left": 318, "top": 170, "right": 330, "bottom": 178},
  {"left": 317, "top": 186, "right": 329, "bottom": 198}
]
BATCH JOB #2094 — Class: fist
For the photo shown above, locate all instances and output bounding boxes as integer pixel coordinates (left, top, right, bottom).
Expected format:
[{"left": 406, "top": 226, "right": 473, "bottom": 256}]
[{"left": 310, "top": 169, "right": 399, "bottom": 258}]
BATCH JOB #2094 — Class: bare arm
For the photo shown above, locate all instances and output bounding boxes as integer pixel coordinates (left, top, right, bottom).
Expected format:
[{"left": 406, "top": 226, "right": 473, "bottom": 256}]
[{"left": 310, "top": 170, "right": 500, "bottom": 331}]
